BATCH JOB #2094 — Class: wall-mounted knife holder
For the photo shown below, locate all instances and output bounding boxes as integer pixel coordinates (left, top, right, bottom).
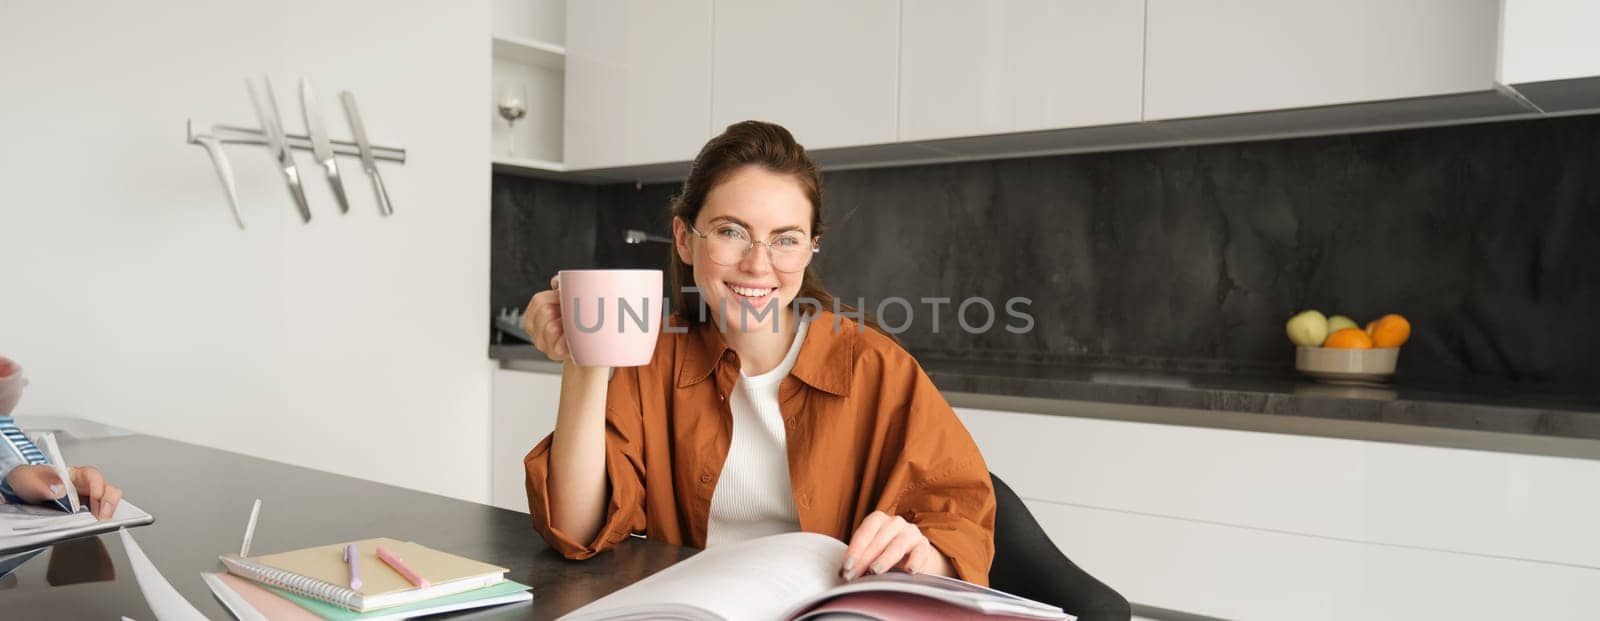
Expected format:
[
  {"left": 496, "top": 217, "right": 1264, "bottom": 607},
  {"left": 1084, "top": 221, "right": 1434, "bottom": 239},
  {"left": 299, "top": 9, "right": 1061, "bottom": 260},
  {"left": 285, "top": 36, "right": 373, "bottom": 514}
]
[
  {"left": 199, "top": 124, "right": 407, "bottom": 162},
  {"left": 186, "top": 76, "right": 407, "bottom": 230}
]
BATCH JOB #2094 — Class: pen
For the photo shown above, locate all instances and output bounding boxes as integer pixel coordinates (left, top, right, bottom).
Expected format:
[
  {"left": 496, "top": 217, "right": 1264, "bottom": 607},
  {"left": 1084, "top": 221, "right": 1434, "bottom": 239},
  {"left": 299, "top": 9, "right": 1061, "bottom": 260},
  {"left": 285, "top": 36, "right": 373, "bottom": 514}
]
[
  {"left": 344, "top": 543, "right": 363, "bottom": 590},
  {"left": 239, "top": 499, "right": 261, "bottom": 557},
  {"left": 376, "top": 546, "right": 429, "bottom": 588},
  {"left": 34, "top": 432, "right": 81, "bottom": 514}
]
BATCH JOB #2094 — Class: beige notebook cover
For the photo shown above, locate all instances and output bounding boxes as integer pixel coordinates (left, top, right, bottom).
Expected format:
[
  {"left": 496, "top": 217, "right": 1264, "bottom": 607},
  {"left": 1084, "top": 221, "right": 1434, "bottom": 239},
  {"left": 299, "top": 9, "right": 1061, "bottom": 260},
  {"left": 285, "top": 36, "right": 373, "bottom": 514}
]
[{"left": 249, "top": 537, "right": 506, "bottom": 598}]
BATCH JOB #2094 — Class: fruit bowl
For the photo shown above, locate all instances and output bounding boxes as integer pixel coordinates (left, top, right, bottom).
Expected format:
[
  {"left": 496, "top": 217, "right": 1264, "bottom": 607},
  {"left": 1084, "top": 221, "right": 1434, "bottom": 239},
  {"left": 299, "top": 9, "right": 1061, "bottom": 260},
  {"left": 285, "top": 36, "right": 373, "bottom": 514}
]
[{"left": 1296, "top": 346, "right": 1400, "bottom": 385}]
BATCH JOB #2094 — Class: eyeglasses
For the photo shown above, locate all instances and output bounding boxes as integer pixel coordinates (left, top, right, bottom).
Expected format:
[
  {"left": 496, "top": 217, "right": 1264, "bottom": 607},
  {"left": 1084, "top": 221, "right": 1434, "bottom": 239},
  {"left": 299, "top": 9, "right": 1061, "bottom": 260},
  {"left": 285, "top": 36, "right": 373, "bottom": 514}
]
[{"left": 686, "top": 222, "right": 819, "bottom": 273}]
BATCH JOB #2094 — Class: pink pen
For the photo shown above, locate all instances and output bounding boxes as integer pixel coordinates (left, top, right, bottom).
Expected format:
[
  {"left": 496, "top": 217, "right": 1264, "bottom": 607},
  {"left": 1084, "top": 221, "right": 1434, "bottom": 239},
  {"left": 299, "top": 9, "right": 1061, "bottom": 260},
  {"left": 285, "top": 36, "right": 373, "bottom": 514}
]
[{"left": 376, "top": 546, "right": 429, "bottom": 588}]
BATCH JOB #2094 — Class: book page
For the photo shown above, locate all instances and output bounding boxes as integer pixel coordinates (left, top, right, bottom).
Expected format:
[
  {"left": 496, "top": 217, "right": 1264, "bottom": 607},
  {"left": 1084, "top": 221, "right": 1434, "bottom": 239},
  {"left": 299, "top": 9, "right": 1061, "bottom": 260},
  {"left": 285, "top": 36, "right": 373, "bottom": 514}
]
[
  {"left": 795, "top": 591, "right": 1059, "bottom": 621},
  {"left": 786, "top": 572, "right": 1068, "bottom": 620},
  {"left": 562, "top": 532, "right": 848, "bottom": 621}
]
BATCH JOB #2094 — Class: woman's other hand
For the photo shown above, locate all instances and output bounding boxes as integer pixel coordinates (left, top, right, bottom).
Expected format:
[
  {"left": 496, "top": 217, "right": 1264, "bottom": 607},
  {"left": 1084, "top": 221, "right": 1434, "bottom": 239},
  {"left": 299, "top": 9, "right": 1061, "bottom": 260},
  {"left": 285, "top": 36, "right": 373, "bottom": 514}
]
[
  {"left": 5, "top": 464, "right": 122, "bottom": 520},
  {"left": 841, "top": 510, "right": 956, "bottom": 580},
  {"left": 524, "top": 275, "right": 570, "bottom": 362}
]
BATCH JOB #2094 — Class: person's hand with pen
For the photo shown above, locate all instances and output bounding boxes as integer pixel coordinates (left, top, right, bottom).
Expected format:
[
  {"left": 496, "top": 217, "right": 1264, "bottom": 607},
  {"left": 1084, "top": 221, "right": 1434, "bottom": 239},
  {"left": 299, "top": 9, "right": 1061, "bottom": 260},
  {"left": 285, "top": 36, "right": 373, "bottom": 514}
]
[
  {"left": 1, "top": 354, "right": 124, "bottom": 520},
  {"left": 4, "top": 464, "right": 123, "bottom": 520}
]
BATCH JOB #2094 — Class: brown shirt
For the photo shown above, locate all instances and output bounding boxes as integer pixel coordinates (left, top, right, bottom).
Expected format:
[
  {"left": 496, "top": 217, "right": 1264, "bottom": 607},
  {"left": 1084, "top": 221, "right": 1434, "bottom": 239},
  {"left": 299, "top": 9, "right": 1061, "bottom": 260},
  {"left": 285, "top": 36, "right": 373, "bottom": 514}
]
[{"left": 523, "top": 310, "right": 996, "bottom": 584}]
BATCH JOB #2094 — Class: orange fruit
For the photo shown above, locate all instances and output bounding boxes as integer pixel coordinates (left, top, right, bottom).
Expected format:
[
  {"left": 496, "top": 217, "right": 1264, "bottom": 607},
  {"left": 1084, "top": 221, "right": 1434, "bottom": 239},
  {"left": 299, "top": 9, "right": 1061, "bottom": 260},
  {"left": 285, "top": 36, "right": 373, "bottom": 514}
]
[
  {"left": 1368, "top": 314, "right": 1411, "bottom": 348},
  {"left": 1323, "top": 327, "right": 1374, "bottom": 349}
]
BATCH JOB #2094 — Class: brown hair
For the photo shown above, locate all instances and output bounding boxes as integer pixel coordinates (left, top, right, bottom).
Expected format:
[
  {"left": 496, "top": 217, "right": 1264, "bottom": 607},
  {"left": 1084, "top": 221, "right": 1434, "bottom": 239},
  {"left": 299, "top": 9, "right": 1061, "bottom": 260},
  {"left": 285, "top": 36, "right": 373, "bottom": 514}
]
[{"left": 668, "top": 121, "right": 884, "bottom": 335}]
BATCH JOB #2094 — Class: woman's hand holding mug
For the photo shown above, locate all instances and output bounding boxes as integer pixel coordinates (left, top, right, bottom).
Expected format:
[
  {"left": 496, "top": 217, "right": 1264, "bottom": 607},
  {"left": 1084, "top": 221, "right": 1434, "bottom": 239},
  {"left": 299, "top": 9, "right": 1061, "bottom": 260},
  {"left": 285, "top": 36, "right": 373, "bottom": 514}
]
[{"left": 524, "top": 275, "right": 571, "bottom": 362}]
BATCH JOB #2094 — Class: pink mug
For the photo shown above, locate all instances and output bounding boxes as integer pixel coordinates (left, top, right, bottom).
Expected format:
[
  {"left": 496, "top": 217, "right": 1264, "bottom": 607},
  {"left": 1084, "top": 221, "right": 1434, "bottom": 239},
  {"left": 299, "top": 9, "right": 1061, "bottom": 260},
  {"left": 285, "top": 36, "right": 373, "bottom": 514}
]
[
  {"left": 0, "top": 356, "right": 26, "bottom": 416},
  {"left": 558, "top": 269, "right": 664, "bottom": 367}
]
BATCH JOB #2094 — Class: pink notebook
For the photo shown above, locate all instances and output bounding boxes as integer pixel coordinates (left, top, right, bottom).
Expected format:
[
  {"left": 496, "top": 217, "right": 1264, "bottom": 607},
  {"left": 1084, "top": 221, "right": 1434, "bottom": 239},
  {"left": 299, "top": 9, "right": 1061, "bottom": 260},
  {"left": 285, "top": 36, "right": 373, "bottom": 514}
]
[{"left": 204, "top": 572, "right": 322, "bottom": 621}]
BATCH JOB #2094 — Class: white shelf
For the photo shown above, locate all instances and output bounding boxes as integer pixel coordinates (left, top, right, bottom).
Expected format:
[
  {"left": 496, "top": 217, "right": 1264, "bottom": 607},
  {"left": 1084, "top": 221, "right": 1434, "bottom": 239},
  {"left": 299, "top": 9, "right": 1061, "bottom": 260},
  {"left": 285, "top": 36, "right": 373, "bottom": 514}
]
[
  {"left": 492, "top": 35, "right": 565, "bottom": 71},
  {"left": 488, "top": 5, "right": 565, "bottom": 175},
  {"left": 491, "top": 37, "right": 564, "bottom": 167},
  {"left": 491, "top": 156, "right": 565, "bottom": 173}
]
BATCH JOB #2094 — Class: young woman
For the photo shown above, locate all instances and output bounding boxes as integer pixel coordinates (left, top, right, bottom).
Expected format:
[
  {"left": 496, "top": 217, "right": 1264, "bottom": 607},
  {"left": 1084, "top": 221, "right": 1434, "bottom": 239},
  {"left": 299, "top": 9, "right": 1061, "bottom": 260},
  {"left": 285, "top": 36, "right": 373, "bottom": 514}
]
[{"left": 522, "top": 121, "right": 995, "bottom": 584}]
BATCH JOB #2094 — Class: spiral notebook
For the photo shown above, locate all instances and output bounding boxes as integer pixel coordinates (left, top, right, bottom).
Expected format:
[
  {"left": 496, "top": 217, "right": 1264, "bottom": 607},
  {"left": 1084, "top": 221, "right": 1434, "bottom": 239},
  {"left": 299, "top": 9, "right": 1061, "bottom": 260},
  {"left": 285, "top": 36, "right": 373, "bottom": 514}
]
[
  {"left": 203, "top": 572, "right": 532, "bottom": 621},
  {"left": 219, "top": 538, "right": 508, "bottom": 612}
]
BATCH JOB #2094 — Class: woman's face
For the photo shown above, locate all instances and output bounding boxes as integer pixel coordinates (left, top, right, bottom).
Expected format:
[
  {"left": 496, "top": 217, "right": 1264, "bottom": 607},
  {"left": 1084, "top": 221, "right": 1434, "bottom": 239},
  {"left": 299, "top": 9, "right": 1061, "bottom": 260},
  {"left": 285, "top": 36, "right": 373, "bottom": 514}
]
[{"left": 674, "top": 165, "right": 813, "bottom": 334}]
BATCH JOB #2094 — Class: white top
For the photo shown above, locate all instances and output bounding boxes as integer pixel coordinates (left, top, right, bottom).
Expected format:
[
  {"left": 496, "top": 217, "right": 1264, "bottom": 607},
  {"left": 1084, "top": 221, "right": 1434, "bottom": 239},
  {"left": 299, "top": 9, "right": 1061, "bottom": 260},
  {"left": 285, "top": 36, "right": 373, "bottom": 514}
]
[{"left": 705, "top": 320, "right": 810, "bottom": 548}]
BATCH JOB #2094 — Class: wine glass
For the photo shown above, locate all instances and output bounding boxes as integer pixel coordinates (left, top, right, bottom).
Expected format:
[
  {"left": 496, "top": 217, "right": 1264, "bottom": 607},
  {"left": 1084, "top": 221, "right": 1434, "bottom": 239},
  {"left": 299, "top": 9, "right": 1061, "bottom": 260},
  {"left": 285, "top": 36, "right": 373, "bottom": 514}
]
[{"left": 496, "top": 82, "right": 529, "bottom": 158}]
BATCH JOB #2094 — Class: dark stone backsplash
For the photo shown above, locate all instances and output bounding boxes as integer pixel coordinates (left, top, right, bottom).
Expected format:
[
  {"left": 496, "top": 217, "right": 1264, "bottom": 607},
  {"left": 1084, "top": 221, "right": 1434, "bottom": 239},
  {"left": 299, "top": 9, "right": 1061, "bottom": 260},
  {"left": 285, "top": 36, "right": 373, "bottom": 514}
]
[
  {"left": 489, "top": 175, "right": 598, "bottom": 328},
  {"left": 492, "top": 114, "right": 1600, "bottom": 386}
]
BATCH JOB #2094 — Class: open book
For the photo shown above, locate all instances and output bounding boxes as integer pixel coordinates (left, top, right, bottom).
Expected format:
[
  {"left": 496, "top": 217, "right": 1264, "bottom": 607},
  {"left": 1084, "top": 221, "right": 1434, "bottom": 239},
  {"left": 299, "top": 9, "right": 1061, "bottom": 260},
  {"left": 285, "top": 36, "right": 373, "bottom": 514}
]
[{"left": 561, "top": 532, "right": 1071, "bottom": 621}]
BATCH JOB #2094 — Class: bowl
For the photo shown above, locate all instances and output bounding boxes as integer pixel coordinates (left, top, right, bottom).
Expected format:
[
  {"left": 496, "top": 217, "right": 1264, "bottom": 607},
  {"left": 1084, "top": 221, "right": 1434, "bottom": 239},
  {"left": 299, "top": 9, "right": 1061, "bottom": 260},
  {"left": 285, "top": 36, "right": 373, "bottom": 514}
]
[{"left": 1296, "top": 346, "right": 1400, "bottom": 385}]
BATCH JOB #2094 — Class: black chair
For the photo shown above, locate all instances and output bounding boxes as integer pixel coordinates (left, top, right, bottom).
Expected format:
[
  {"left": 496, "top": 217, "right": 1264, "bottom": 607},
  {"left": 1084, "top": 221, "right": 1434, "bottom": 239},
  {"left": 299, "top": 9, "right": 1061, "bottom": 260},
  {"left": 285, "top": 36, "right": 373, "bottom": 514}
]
[{"left": 989, "top": 472, "right": 1131, "bottom": 621}]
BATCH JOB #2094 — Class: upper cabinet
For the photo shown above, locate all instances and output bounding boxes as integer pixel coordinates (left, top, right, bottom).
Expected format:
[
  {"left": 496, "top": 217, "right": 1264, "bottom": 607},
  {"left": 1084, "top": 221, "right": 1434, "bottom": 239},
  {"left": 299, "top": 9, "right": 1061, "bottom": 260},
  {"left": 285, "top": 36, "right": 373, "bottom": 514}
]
[
  {"left": 1499, "top": 0, "right": 1600, "bottom": 112},
  {"left": 536, "top": 0, "right": 1598, "bottom": 181},
  {"left": 711, "top": 0, "right": 900, "bottom": 150},
  {"left": 492, "top": 0, "right": 566, "bottom": 47},
  {"left": 1143, "top": 0, "right": 1502, "bottom": 121},
  {"left": 564, "top": 0, "right": 714, "bottom": 170},
  {"left": 899, "top": 0, "right": 1145, "bottom": 142},
  {"left": 490, "top": 0, "right": 568, "bottom": 172}
]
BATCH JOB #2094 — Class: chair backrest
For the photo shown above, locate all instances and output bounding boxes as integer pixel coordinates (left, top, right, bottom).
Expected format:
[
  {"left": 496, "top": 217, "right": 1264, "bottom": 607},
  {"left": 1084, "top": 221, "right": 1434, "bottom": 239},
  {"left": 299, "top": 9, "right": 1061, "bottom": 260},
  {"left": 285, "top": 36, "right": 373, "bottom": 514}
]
[{"left": 989, "top": 472, "right": 1131, "bottom": 621}]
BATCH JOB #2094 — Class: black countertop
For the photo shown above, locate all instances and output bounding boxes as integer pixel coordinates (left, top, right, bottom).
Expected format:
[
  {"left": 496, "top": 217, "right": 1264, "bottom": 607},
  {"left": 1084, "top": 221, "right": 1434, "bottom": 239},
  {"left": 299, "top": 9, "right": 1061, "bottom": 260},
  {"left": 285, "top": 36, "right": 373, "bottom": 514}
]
[
  {"left": 915, "top": 356, "right": 1600, "bottom": 440},
  {"left": 489, "top": 344, "right": 1600, "bottom": 443},
  {"left": 12, "top": 425, "right": 696, "bottom": 620}
]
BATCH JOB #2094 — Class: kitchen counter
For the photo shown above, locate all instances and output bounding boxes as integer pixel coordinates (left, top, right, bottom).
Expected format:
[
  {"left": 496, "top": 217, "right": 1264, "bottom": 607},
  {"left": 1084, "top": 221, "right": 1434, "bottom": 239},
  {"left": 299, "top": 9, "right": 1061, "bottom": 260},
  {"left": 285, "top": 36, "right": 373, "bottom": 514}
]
[
  {"left": 489, "top": 344, "right": 1600, "bottom": 457},
  {"left": 917, "top": 355, "right": 1598, "bottom": 432}
]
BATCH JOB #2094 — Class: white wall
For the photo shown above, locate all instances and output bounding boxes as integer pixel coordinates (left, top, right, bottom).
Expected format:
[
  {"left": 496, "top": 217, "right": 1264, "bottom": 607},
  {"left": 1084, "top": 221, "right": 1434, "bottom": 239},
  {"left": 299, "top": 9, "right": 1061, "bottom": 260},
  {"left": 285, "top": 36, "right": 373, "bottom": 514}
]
[{"left": 0, "top": 1, "right": 494, "bottom": 503}]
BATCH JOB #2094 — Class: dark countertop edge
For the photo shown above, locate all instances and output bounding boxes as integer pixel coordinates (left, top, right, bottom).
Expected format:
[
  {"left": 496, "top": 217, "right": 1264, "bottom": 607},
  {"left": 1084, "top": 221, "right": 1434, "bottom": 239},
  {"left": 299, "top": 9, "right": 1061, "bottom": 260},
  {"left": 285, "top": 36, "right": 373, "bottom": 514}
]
[
  {"left": 920, "top": 367, "right": 1600, "bottom": 440},
  {"left": 491, "top": 343, "right": 550, "bottom": 360},
  {"left": 939, "top": 390, "right": 1600, "bottom": 461},
  {"left": 489, "top": 344, "right": 1600, "bottom": 454}
]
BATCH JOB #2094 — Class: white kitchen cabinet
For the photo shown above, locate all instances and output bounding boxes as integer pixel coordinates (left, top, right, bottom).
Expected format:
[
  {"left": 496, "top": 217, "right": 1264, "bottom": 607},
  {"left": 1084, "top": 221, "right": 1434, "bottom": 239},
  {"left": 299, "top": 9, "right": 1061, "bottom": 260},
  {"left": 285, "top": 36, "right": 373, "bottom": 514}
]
[
  {"left": 898, "top": 0, "right": 1145, "bottom": 142},
  {"left": 1499, "top": 0, "right": 1600, "bottom": 112},
  {"left": 955, "top": 406, "right": 1600, "bottom": 617},
  {"left": 539, "top": 0, "right": 1591, "bottom": 182},
  {"left": 1143, "top": 0, "right": 1502, "bottom": 121},
  {"left": 490, "top": 0, "right": 567, "bottom": 172},
  {"left": 711, "top": 0, "right": 900, "bottom": 150},
  {"left": 489, "top": 368, "right": 563, "bottom": 513},
  {"left": 563, "top": 0, "right": 713, "bottom": 170},
  {"left": 1027, "top": 499, "right": 1599, "bottom": 620},
  {"left": 492, "top": 0, "right": 566, "bottom": 47}
]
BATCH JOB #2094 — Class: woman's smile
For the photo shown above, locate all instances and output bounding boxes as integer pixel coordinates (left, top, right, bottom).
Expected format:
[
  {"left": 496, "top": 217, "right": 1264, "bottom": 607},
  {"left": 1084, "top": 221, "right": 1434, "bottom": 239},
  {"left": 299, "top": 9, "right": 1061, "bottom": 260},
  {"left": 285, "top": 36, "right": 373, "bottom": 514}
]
[{"left": 725, "top": 281, "right": 777, "bottom": 302}]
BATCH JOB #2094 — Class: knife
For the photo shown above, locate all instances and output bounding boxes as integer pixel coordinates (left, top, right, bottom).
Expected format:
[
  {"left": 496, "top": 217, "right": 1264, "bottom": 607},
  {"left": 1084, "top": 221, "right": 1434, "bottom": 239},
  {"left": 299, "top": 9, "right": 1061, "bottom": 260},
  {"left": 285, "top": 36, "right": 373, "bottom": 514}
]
[
  {"left": 186, "top": 121, "right": 245, "bottom": 229},
  {"left": 300, "top": 78, "right": 350, "bottom": 214},
  {"left": 246, "top": 77, "right": 312, "bottom": 222},
  {"left": 340, "top": 90, "right": 393, "bottom": 217}
]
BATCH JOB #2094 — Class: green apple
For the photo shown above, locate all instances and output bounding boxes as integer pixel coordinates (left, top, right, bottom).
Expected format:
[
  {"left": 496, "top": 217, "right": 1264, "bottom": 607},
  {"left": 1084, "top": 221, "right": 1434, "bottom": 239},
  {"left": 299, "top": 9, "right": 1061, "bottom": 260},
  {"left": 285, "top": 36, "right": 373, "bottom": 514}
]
[
  {"left": 1286, "top": 310, "right": 1328, "bottom": 347},
  {"left": 1327, "top": 315, "right": 1359, "bottom": 335}
]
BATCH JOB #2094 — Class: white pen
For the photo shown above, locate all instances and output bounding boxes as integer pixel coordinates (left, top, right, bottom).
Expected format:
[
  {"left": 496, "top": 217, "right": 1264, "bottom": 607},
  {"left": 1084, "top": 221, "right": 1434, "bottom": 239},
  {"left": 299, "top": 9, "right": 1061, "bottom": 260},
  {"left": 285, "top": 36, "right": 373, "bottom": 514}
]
[
  {"left": 239, "top": 499, "right": 262, "bottom": 557},
  {"left": 34, "top": 432, "right": 81, "bottom": 514}
]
